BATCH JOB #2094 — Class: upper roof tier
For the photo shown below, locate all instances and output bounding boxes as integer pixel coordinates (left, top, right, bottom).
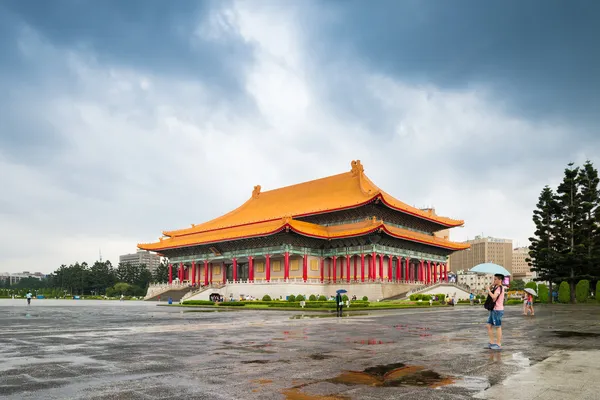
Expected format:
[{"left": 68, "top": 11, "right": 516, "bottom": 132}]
[{"left": 163, "top": 160, "right": 464, "bottom": 238}]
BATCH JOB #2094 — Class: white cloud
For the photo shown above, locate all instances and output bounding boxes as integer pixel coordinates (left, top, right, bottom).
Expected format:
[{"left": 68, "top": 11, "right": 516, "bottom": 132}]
[{"left": 0, "top": 1, "right": 595, "bottom": 273}]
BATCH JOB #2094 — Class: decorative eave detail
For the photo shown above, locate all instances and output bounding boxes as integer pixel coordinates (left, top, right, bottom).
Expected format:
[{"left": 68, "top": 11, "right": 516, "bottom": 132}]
[{"left": 138, "top": 218, "right": 470, "bottom": 252}]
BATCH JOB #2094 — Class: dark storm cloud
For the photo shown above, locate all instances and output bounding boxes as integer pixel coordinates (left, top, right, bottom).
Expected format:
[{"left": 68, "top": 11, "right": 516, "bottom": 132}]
[
  {"left": 309, "top": 0, "right": 600, "bottom": 124},
  {"left": 0, "top": 0, "right": 253, "bottom": 93}
]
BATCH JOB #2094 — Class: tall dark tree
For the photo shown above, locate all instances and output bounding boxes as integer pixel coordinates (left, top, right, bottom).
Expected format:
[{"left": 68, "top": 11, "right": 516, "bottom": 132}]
[
  {"left": 528, "top": 186, "right": 560, "bottom": 303},
  {"left": 153, "top": 261, "right": 169, "bottom": 283},
  {"left": 89, "top": 261, "right": 117, "bottom": 295},
  {"left": 577, "top": 161, "right": 600, "bottom": 278},
  {"left": 554, "top": 163, "right": 585, "bottom": 303}
]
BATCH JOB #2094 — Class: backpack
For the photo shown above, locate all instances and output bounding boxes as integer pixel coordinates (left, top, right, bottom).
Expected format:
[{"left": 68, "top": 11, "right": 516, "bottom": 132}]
[{"left": 484, "top": 286, "right": 502, "bottom": 311}]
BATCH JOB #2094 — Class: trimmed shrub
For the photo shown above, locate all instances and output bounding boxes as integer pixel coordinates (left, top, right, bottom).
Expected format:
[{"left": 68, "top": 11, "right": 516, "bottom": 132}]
[
  {"left": 597, "top": 282, "right": 600, "bottom": 301},
  {"left": 506, "top": 299, "right": 524, "bottom": 305},
  {"left": 558, "top": 282, "right": 570, "bottom": 303},
  {"left": 538, "top": 284, "right": 549, "bottom": 303},
  {"left": 362, "top": 296, "right": 368, "bottom": 301},
  {"left": 296, "top": 295, "right": 305, "bottom": 302},
  {"left": 576, "top": 280, "right": 590, "bottom": 303},
  {"left": 287, "top": 294, "right": 296, "bottom": 302},
  {"left": 436, "top": 294, "right": 446, "bottom": 302},
  {"left": 182, "top": 300, "right": 215, "bottom": 306},
  {"left": 318, "top": 295, "right": 327, "bottom": 301},
  {"left": 217, "top": 302, "right": 245, "bottom": 306},
  {"left": 309, "top": 295, "right": 317, "bottom": 301},
  {"left": 525, "top": 281, "right": 538, "bottom": 291},
  {"left": 262, "top": 295, "right": 272, "bottom": 301},
  {"left": 342, "top": 294, "right": 349, "bottom": 301}
]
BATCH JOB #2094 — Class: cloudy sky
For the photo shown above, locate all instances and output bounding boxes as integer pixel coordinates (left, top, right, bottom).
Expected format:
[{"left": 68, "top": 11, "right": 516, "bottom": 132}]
[{"left": 1, "top": 0, "right": 599, "bottom": 273}]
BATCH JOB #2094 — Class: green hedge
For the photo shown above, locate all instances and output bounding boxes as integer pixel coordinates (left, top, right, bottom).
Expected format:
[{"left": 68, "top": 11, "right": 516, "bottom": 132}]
[
  {"left": 576, "top": 280, "right": 590, "bottom": 303},
  {"left": 182, "top": 300, "right": 215, "bottom": 306},
  {"left": 217, "top": 302, "right": 246, "bottom": 307},
  {"left": 319, "top": 295, "right": 327, "bottom": 301},
  {"left": 268, "top": 300, "right": 370, "bottom": 309},
  {"left": 506, "top": 299, "right": 524, "bottom": 305},
  {"left": 262, "top": 295, "right": 272, "bottom": 301},
  {"left": 538, "top": 284, "right": 549, "bottom": 303},
  {"left": 362, "top": 296, "right": 368, "bottom": 301},
  {"left": 309, "top": 295, "right": 317, "bottom": 301},
  {"left": 558, "top": 282, "right": 570, "bottom": 303},
  {"left": 597, "top": 282, "right": 600, "bottom": 301}
]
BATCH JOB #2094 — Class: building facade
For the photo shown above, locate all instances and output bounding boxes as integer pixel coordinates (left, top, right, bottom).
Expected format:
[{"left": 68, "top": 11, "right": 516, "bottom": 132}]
[
  {"left": 512, "top": 246, "right": 534, "bottom": 281},
  {"left": 119, "top": 250, "right": 162, "bottom": 274},
  {"left": 0, "top": 271, "right": 46, "bottom": 285},
  {"left": 456, "top": 271, "right": 493, "bottom": 293},
  {"left": 449, "top": 235, "right": 513, "bottom": 275},
  {"left": 139, "top": 161, "right": 468, "bottom": 289}
]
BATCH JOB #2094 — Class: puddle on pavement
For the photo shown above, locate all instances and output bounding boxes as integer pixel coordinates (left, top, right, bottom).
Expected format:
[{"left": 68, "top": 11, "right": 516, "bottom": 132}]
[
  {"left": 242, "top": 360, "right": 271, "bottom": 364},
  {"left": 282, "top": 388, "right": 350, "bottom": 400},
  {"left": 327, "top": 362, "right": 454, "bottom": 388},
  {"left": 289, "top": 313, "right": 369, "bottom": 319},
  {"left": 309, "top": 354, "right": 334, "bottom": 360},
  {"left": 552, "top": 331, "right": 600, "bottom": 338},
  {"left": 182, "top": 309, "right": 234, "bottom": 313}
]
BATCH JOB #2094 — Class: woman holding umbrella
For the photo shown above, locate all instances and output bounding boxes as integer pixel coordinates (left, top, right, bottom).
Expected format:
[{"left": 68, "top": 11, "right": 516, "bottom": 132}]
[{"left": 524, "top": 287, "right": 536, "bottom": 316}]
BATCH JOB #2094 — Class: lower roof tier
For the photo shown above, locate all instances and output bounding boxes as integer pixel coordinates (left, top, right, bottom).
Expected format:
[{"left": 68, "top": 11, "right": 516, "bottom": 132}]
[{"left": 138, "top": 217, "right": 470, "bottom": 253}]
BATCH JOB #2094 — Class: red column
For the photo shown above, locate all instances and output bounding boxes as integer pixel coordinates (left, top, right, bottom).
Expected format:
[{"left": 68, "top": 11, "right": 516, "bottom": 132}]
[
  {"left": 445, "top": 264, "right": 449, "bottom": 282},
  {"left": 404, "top": 258, "right": 409, "bottom": 282},
  {"left": 302, "top": 254, "right": 307, "bottom": 282},
  {"left": 340, "top": 256, "right": 344, "bottom": 280},
  {"left": 209, "top": 263, "right": 213, "bottom": 284},
  {"left": 360, "top": 253, "right": 365, "bottom": 282},
  {"left": 204, "top": 260, "right": 209, "bottom": 285},
  {"left": 191, "top": 261, "right": 196, "bottom": 285},
  {"left": 232, "top": 258, "right": 238, "bottom": 281},
  {"left": 265, "top": 255, "right": 271, "bottom": 282},
  {"left": 346, "top": 254, "right": 351, "bottom": 283},
  {"left": 179, "top": 263, "right": 183, "bottom": 282},
  {"left": 248, "top": 256, "right": 254, "bottom": 282},
  {"left": 168, "top": 263, "right": 172, "bottom": 284},
  {"left": 419, "top": 260, "right": 424, "bottom": 283},
  {"left": 353, "top": 255, "right": 357, "bottom": 281},
  {"left": 388, "top": 256, "right": 392, "bottom": 282},
  {"left": 332, "top": 256, "right": 337, "bottom": 283},
  {"left": 395, "top": 258, "right": 400, "bottom": 282},
  {"left": 284, "top": 252, "right": 290, "bottom": 280},
  {"left": 320, "top": 257, "right": 324, "bottom": 283},
  {"left": 222, "top": 262, "right": 226, "bottom": 284},
  {"left": 433, "top": 263, "right": 438, "bottom": 283},
  {"left": 427, "top": 261, "right": 431, "bottom": 284},
  {"left": 370, "top": 252, "right": 375, "bottom": 281},
  {"left": 378, "top": 254, "right": 384, "bottom": 281}
]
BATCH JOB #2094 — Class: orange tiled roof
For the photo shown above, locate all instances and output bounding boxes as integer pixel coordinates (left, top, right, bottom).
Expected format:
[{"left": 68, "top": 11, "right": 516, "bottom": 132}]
[
  {"left": 138, "top": 217, "right": 469, "bottom": 252},
  {"left": 161, "top": 160, "right": 463, "bottom": 239}
]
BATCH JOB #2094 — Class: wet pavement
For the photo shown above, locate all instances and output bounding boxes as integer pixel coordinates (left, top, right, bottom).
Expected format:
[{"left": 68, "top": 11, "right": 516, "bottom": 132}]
[{"left": 1, "top": 299, "right": 599, "bottom": 399}]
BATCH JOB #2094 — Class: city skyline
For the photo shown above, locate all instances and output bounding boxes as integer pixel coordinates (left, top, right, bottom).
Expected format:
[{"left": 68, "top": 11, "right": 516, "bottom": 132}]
[{"left": 1, "top": 1, "right": 599, "bottom": 273}]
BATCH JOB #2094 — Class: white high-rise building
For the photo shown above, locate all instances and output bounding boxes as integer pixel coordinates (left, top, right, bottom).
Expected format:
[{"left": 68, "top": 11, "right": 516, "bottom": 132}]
[{"left": 119, "top": 250, "right": 161, "bottom": 274}]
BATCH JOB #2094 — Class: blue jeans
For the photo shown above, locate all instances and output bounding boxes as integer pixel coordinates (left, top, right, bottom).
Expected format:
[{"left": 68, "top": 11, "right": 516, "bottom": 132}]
[{"left": 487, "top": 310, "right": 504, "bottom": 327}]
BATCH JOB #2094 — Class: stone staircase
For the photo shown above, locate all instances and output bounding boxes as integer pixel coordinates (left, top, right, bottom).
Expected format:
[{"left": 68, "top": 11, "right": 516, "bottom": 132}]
[
  {"left": 180, "top": 284, "right": 226, "bottom": 302},
  {"left": 384, "top": 282, "right": 471, "bottom": 301},
  {"left": 144, "top": 283, "right": 193, "bottom": 302}
]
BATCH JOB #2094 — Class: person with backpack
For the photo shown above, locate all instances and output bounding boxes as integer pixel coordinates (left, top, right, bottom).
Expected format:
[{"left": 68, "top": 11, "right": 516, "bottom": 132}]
[{"left": 484, "top": 274, "right": 505, "bottom": 350}]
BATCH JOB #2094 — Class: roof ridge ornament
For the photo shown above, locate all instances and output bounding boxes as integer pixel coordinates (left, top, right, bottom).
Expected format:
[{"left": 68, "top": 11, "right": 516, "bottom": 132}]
[
  {"left": 351, "top": 160, "right": 364, "bottom": 176},
  {"left": 252, "top": 185, "right": 261, "bottom": 199}
]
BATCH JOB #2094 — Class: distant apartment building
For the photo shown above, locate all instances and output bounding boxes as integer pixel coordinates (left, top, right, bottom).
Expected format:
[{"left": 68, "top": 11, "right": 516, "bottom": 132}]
[
  {"left": 512, "top": 246, "right": 534, "bottom": 281},
  {"left": 119, "top": 250, "right": 161, "bottom": 274},
  {"left": 456, "top": 271, "right": 493, "bottom": 293},
  {"left": 449, "top": 235, "right": 513, "bottom": 275},
  {"left": 0, "top": 271, "right": 46, "bottom": 285}
]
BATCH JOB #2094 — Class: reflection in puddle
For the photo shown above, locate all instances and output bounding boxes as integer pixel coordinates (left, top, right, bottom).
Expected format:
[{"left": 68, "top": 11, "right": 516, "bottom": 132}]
[
  {"left": 282, "top": 388, "right": 349, "bottom": 400},
  {"left": 553, "top": 331, "right": 600, "bottom": 338},
  {"left": 329, "top": 362, "right": 454, "bottom": 388},
  {"left": 352, "top": 339, "right": 395, "bottom": 345},
  {"left": 289, "top": 313, "right": 369, "bottom": 319}
]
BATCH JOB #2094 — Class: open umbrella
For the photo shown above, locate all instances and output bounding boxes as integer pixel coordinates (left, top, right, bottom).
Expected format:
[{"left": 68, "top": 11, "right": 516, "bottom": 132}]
[
  {"left": 524, "top": 288, "right": 537, "bottom": 297},
  {"left": 470, "top": 263, "right": 511, "bottom": 277},
  {"left": 336, "top": 289, "right": 348, "bottom": 294}
]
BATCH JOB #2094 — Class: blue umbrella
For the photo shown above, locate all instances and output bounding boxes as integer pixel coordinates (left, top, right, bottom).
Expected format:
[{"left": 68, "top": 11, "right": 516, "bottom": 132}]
[
  {"left": 336, "top": 289, "right": 348, "bottom": 294},
  {"left": 470, "top": 263, "right": 510, "bottom": 276}
]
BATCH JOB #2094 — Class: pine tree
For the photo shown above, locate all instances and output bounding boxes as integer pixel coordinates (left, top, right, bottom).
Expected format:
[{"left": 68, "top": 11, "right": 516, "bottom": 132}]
[
  {"left": 577, "top": 161, "right": 600, "bottom": 279},
  {"left": 554, "top": 163, "right": 584, "bottom": 303},
  {"left": 528, "top": 186, "right": 559, "bottom": 303}
]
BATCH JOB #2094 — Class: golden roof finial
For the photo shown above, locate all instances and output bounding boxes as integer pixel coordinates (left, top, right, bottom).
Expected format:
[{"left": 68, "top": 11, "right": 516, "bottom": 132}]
[
  {"left": 252, "top": 185, "right": 261, "bottom": 199},
  {"left": 351, "top": 160, "right": 364, "bottom": 176}
]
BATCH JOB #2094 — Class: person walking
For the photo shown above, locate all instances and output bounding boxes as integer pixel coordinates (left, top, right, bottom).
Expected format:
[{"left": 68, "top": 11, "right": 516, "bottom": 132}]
[
  {"left": 335, "top": 292, "right": 343, "bottom": 317},
  {"left": 485, "top": 274, "right": 505, "bottom": 351},
  {"left": 26, "top": 291, "right": 32, "bottom": 306},
  {"left": 469, "top": 292, "right": 474, "bottom": 306}
]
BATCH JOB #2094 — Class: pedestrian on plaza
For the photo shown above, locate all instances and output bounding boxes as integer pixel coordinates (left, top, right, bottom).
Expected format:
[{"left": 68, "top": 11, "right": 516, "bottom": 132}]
[
  {"left": 484, "top": 274, "right": 505, "bottom": 351},
  {"left": 26, "top": 291, "right": 32, "bottom": 306},
  {"left": 335, "top": 292, "right": 343, "bottom": 317},
  {"left": 525, "top": 293, "right": 535, "bottom": 316},
  {"left": 469, "top": 293, "right": 474, "bottom": 306}
]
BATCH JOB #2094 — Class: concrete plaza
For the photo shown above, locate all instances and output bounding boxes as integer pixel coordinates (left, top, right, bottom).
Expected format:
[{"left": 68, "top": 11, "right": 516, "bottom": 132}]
[{"left": 0, "top": 299, "right": 599, "bottom": 399}]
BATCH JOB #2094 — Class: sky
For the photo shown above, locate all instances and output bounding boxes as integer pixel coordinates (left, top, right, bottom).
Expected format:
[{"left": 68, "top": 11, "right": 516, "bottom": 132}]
[{"left": 1, "top": 0, "right": 599, "bottom": 274}]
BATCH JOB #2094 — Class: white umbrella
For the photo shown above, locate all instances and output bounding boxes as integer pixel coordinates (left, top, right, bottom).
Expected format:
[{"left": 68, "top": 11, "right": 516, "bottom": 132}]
[{"left": 524, "top": 288, "right": 537, "bottom": 296}]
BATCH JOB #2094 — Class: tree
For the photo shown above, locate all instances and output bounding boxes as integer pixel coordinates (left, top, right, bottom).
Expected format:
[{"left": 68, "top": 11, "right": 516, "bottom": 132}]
[
  {"left": 538, "top": 284, "right": 549, "bottom": 303},
  {"left": 576, "top": 280, "right": 590, "bottom": 303},
  {"left": 558, "top": 281, "right": 570, "bottom": 303},
  {"left": 509, "top": 279, "right": 525, "bottom": 291},
  {"left": 89, "top": 261, "right": 117, "bottom": 295},
  {"left": 528, "top": 186, "right": 560, "bottom": 302},
  {"left": 153, "top": 261, "right": 169, "bottom": 283},
  {"left": 525, "top": 281, "right": 538, "bottom": 291},
  {"left": 577, "top": 162, "right": 600, "bottom": 278}
]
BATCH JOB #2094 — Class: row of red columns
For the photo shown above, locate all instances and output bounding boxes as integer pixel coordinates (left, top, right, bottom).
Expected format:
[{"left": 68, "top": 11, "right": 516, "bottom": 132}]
[{"left": 166, "top": 254, "right": 449, "bottom": 284}]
